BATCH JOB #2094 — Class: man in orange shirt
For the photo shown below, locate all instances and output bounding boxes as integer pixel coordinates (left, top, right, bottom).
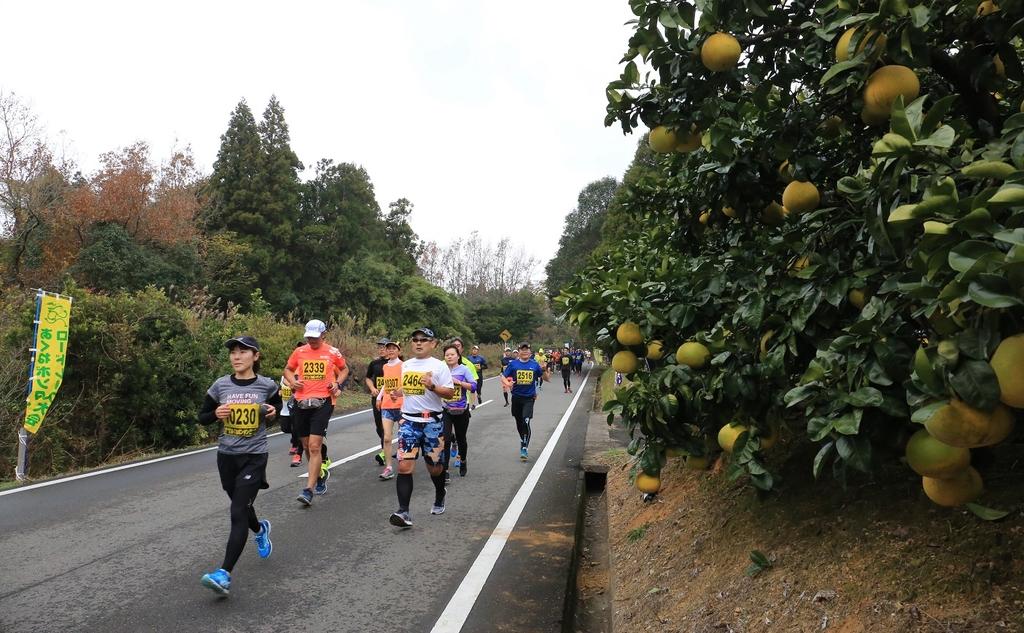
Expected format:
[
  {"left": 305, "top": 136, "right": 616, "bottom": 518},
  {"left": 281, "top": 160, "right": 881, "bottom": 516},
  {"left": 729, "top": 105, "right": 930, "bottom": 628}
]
[{"left": 284, "top": 319, "right": 349, "bottom": 506}]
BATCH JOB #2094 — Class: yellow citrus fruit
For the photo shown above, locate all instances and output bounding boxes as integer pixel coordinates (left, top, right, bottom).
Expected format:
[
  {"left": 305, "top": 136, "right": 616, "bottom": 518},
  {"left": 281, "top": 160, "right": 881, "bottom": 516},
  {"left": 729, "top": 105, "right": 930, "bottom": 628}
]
[
  {"left": 790, "top": 255, "right": 811, "bottom": 272},
  {"left": 635, "top": 472, "right": 661, "bottom": 494},
  {"left": 758, "top": 425, "right": 778, "bottom": 449},
  {"left": 758, "top": 330, "right": 775, "bottom": 359},
  {"left": 861, "top": 102, "right": 890, "bottom": 126},
  {"left": 924, "top": 399, "right": 1015, "bottom": 448},
  {"left": 762, "top": 202, "right": 789, "bottom": 225},
  {"left": 611, "top": 350, "right": 639, "bottom": 374},
  {"left": 718, "top": 423, "right": 749, "bottom": 453},
  {"left": 648, "top": 126, "right": 678, "bottom": 153},
  {"left": 820, "top": 116, "right": 844, "bottom": 138},
  {"left": 782, "top": 181, "right": 820, "bottom": 213},
  {"left": 701, "top": 32, "right": 742, "bottom": 72},
  {"left": 835, "top": 27, "right": 887, "bottom": 62},
  {"left": 699, "top": 211, "right": 710, "bottom": 225},
  {"left": 646, "top": 340, "right": 665, "bottom": 360},
  {"left": 778, "top": 160, "right": 794, "bottom": 183},
  {"left": 722, "top": 206, "right": 736, "bottom": 218},
  {"left": 922, "top": 467, "right": 983, "bottom": 507},
  {"left": 676, "top": 342, "right": 711, "bottom": 369},
  {"left": 616, "top": 321, "right": 643, "bottom": 346},
  {"left": 994, "top": 55, "right": 1006, "bottom": 78},
  {"left": 848, "top": 289, "right": 866, "bottom": 309},
  {"left": 675, "top": 126, "right": 702, "bottom": 152},
  {"left": 905, "top": 429, "right": 971, "bottom": 478},
  {"left": 863, "top": 65, "right": 920, "bottom": 117},
  {"left": 685, "top": 455, "right": 709, "bottom": 470},
  {"left": 991, "top": 334, "right": 1024, "bottom": 407},
  {"left": 977, "top": 0, "right": 1000, "bottom": 15}
]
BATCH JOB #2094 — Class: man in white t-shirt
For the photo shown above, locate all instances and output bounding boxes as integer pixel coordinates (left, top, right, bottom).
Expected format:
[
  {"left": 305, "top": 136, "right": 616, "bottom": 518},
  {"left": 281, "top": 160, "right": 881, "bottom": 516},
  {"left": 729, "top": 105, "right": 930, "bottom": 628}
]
[{"left": 386, "top": 326, "right": 455, "bottom": 528}]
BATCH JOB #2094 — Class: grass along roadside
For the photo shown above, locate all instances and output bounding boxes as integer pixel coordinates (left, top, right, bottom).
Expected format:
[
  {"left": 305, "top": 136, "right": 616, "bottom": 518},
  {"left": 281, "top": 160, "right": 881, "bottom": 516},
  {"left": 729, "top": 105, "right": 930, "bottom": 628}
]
[{"left": 0, "top": 390, "right": 372, "bottom": 489}]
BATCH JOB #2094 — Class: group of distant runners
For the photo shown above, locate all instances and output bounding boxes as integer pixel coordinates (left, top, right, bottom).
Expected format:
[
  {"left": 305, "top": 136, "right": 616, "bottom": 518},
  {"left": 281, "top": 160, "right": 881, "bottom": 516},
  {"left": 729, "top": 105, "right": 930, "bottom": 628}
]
[{"left": 198, "top": 319, "right": 589, "bottom": 597}]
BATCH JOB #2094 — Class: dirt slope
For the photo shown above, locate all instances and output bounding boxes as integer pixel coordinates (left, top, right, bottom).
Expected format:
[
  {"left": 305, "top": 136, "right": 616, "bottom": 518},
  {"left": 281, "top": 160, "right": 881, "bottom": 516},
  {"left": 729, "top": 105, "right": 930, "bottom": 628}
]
[{"left": 604, "top": 440, "right": 1024, "bottom": 632}]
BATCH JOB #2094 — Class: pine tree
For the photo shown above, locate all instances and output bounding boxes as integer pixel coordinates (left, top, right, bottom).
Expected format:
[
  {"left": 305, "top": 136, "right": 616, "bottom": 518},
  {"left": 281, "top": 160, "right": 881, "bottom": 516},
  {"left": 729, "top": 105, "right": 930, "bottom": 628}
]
[
  {"left": 205, "top": 100, "right": 263, "bottom": 234},
  {"left": 255, "top": 95, "right": 303, "bottom": 311}
]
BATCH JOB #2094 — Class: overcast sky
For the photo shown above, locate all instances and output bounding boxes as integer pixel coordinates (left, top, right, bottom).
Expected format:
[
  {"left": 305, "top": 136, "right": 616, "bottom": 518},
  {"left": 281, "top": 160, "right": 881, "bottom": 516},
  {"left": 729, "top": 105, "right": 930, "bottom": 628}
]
[{"left": 2, "top": 1, "right": 640, "bottom": 269}]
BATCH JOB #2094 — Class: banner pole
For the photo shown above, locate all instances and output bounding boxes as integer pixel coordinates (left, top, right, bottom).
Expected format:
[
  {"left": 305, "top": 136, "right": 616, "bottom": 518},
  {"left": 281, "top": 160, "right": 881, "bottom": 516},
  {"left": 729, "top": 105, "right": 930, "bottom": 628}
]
[{"left": 15, "top": 427, "right": 29, "bottom": 481}]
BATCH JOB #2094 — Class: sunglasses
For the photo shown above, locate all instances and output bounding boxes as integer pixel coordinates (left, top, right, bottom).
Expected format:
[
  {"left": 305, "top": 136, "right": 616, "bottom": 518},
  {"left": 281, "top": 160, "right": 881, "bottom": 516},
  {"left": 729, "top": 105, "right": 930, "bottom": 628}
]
[{"left": 410, "top": 337, "right": 432, "bottom": 343}]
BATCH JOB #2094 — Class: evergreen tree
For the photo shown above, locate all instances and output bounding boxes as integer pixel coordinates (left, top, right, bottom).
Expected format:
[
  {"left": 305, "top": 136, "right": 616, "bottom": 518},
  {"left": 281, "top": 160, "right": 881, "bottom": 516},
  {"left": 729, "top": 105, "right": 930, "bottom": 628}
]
[
  {"left": 254, "top": 95, "right": 303, "bottom": 311},
  {"left": 545, "top": 176, "right": 619, "bottom": 297},
  {"left": 205, "top": 100, "right": 263, "bottom": 234}
]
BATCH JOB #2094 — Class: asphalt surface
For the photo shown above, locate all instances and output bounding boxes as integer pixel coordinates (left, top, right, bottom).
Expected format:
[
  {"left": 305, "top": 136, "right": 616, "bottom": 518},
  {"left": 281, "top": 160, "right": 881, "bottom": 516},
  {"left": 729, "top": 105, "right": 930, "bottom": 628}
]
[{"left": 0, "top": 369, "right": 594, "bottom": 633}]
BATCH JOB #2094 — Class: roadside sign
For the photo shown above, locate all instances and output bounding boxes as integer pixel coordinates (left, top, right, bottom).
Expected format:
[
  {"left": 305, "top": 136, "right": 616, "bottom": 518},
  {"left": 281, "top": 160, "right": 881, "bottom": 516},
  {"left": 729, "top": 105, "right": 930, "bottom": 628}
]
[{"left": 499, "top": 329, "right": 512, "bottom": 342}]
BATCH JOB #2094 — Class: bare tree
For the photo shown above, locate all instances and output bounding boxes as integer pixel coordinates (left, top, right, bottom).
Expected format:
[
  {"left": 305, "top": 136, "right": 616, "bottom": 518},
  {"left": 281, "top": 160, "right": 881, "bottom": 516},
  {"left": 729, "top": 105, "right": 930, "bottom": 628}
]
[
  {"left": 418, "top": 231, "right": 538, "bottom": 296},
  {"left": 0, "top": 91, "right": 69, "bottom": 284}
]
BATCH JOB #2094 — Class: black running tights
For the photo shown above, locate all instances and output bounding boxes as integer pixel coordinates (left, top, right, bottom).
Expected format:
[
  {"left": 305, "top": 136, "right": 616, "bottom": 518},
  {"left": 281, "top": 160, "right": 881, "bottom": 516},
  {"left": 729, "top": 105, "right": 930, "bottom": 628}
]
[
  {"left": 445, "top": 411, "right": 470, "bottom": 462},
  {"left": 223, "top": 484, "right": 260, "bottom": 572}
]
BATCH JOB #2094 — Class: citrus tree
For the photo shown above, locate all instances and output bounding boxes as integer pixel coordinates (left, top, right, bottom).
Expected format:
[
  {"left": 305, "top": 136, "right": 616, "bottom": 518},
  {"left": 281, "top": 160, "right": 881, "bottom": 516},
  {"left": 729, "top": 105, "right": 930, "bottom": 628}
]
[{"left": 559, "top": 0, "right": 1024, "bottom": 506}]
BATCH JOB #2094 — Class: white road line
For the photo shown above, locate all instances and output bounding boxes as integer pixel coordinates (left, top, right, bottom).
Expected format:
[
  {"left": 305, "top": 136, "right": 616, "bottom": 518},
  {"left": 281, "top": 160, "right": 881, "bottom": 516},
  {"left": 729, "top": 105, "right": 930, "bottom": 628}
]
[
  {"left": 0, "top": 406, "right": 374, "bottom": 497},
  {"left": 430, "top": 371, "right": 591, "bottom": 633},
  {"left": 1, "top": 376, "right": 506, "bottom": 497}
]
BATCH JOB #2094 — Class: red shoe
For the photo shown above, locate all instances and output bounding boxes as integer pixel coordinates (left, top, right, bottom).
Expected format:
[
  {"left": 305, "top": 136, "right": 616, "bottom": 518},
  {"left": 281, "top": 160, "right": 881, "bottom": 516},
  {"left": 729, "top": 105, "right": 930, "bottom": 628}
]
[{"left": 290, "top": 452, "right": 302, "bottom": 467}]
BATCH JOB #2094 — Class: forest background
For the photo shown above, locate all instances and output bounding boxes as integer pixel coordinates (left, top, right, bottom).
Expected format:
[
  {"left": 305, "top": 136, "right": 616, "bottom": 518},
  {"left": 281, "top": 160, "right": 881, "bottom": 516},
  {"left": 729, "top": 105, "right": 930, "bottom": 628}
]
[{"left": 0, "top": 93, "right": 617, "bottom": 480}]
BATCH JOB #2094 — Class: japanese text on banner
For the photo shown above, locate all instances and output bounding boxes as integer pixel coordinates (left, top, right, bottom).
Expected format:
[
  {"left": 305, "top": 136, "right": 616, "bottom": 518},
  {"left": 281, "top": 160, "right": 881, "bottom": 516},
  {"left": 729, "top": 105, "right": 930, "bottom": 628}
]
[{"left": 24, "top": 293, "right": 72, "bottom": 434}]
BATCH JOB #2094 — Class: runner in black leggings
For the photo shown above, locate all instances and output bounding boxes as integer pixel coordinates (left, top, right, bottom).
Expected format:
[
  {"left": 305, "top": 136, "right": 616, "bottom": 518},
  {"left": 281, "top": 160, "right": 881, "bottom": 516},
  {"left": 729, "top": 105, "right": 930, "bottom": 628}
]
[
  {"left": 198, "top": 335, "right": 282, "bottom": 596},
  {"left": 442, "top": 344, "right": 476, "bottom": 477}
]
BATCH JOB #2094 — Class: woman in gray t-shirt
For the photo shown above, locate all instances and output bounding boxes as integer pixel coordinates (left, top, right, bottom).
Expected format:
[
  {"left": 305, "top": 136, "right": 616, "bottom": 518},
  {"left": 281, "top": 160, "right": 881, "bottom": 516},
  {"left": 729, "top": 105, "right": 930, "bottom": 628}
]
[{"left": 198, "top": 335, "right": 281, "bottom": 597}]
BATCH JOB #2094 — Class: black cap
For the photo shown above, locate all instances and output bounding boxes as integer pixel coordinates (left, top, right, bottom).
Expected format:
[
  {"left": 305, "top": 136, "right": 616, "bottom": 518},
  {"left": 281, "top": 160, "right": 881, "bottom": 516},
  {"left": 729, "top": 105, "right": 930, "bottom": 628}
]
[
  {"left": 225, "top": 335, "right": 260, "bottom": 352},
  {"left": 376, "top": 337, "right": 391, "bottom": 346},
  {"left": 517, "top": 341, "right": 531, "bottom": 350},
  {"left": 411, "top": 327, "right": 435, "bottom": 339}
]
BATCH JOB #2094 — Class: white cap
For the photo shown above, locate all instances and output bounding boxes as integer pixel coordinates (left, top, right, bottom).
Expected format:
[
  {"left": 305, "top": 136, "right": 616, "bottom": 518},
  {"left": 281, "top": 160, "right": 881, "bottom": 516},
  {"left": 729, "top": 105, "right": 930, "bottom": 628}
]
[{"left": 303, "top": 319, "right": 327, "bottom": 338}]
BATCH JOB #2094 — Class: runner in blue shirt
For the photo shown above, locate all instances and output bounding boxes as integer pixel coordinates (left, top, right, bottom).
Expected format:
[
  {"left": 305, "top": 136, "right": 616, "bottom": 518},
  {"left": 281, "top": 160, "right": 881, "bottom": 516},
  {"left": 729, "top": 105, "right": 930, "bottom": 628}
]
[
  {"left": 500, "top": 342, "right": 550, "bottom": 461},
  {"left": 467, "top": 345, "right": 488, "bottom": 408}
]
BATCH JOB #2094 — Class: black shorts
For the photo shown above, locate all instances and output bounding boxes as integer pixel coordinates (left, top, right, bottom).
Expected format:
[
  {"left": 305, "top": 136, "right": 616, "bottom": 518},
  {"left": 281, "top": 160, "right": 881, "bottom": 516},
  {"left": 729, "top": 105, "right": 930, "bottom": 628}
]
[
  {"left": 279, "top": 413, "right": 292, "bottom": 434},
  {"left": 293, "top": 401, "right": 333, "bottom": 437},
  {"left": 511, "top": 395, "right": 535, "bottom": 421},
  {"left": 217, "top": 451, "right": 269, "bottom": 493}
]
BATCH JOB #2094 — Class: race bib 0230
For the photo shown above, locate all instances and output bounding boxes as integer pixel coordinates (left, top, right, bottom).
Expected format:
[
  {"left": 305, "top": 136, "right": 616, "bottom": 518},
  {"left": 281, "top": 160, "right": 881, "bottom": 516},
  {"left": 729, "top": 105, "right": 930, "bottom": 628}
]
[
  {"left": 402, "top": 371, "right": 426, "bottom": 396},
  {"left": 302, "top": 359, "right": 328, "bottom": 381},
  {"left": 225, "top": 403, "right": 261, "bottom": 437}
]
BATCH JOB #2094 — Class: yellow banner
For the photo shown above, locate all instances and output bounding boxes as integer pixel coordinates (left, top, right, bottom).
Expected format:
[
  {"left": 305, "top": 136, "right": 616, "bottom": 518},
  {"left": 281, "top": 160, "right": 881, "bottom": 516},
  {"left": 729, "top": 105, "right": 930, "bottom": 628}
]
[{"left": 23, "top": 293, "right": 72, "bottom": 434}]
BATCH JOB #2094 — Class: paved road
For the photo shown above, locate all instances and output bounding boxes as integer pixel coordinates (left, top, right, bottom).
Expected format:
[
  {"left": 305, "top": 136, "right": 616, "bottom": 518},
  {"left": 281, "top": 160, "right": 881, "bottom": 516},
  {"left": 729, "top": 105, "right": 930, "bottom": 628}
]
[{"left": 0, "top": 370, "right": 594, "bottom": 633}]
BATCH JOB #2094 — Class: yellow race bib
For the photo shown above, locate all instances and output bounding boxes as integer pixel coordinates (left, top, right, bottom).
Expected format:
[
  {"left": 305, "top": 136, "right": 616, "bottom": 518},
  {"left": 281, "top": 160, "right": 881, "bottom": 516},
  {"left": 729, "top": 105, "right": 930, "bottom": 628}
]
[
  {"left": 280, "top": 385, "right": 292, "bottom": 400},
  {"left": 225, "top": 403, "right": 261, "bottom": 437},
  {"left": 375, "top": 376, "right": 385, "bottom": 389},
  {"left": 446, "top": 385, "right": 463, "bottom": 403},
  {"left": 516, "top": 369, "right": 534, "bottom": 385},
  {"left": 302, "top": 359, "right": 328, "bottom": 381},
  {"left": 403, "top": 371, "right": 426, "bottom": 395}
]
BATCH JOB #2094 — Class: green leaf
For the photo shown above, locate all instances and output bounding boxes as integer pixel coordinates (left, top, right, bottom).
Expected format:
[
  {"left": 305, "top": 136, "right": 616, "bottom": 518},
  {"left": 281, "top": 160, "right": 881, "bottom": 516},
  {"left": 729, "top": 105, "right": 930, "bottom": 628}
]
[
  {"left": 843, "top": 387, "right": 884, "bottom": 407},
  {"left": 910, "top": 4, "right": 929, "bottom": 26},
  {"left": 919, "top": 95, "right": 957, "bottom": 136},
  {"left": 948, "top": 241, "right": 1002, "bottom": 274},
  {"left": 968, "top": 276, "right": 1024, "bottom": 308},
  {"left": 914, "top": 125, "right": 955, "bottom": 148},
  {"left": 813, "top": 441, "right": 835, "bottom": 479},
  {"left": 911, "top": 400, "right": 947, "bottom": 424},
  {"left": 965, "top": 503, "right": 1011, "bottom": 521},
  {"left": 949, "top": 359, "right": 1001, "bottom": 410},
  {"left": 820, "top": 60, "right": 862, "bottom": 85},
  {"left": 993, "top": 228, "right": 1024, "bottom": 246},
  {"left": 833, "top": 409, "right": 863, "bottom": 434}
]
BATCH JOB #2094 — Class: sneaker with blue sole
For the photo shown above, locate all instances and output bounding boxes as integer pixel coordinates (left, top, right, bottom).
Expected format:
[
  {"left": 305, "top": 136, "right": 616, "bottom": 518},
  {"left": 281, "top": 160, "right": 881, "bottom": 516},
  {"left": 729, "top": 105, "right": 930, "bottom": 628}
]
[
  {"left": 314, "top": 477, "right": 328, "bottom": 495},
  {"left": 520, "top": 447, "right": 528, "bottom": 461},
  {"left": 297, "top": 488, "right": 313, "bottom": 506},
  {"left": 254, "top": 519, "right": 272, "bottom": 558},
  {"left": 200, "top": 568, "right": 231, "bottom": 596}
]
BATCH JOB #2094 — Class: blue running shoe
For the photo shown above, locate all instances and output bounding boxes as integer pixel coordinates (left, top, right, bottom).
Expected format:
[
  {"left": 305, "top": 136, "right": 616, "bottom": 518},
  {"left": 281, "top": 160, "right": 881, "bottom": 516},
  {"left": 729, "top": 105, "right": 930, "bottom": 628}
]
[
  {"left": 200, "top": 568, "right": 231, "bottom": 596},
  {"left": 314, "top": 477, "right": 328, "bottom": 495},
  {"left": 297, "top": 488, "right": 313, "bottom": 506},
  {"left": 520, "top": 447, "right": 528, "bottom": 461},
  {"left": 254, "top": 519, "right": 272, "bottom": 558}
]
